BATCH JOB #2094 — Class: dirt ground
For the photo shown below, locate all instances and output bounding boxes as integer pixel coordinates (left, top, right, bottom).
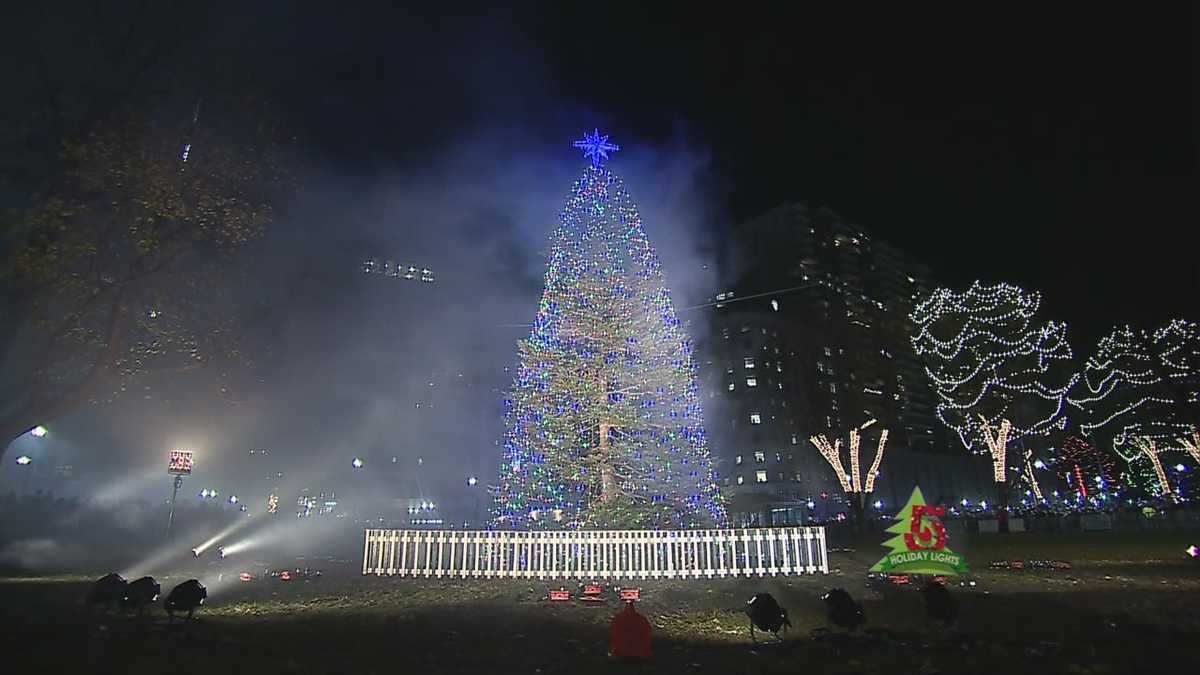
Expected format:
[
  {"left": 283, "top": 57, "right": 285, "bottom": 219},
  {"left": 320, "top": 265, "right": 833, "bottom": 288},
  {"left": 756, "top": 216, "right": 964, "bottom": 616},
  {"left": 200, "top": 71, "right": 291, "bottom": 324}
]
[{"left": 2, "top": 531, "right": 1198, "bottom": 674}]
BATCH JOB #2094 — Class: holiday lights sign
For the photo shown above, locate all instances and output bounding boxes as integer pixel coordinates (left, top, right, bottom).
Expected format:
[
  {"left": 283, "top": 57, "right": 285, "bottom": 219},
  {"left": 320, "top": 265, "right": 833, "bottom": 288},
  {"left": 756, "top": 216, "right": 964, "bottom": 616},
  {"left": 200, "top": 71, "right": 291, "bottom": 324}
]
[{"left": 870, "top": 487, "right": 969, "bottom": 576}]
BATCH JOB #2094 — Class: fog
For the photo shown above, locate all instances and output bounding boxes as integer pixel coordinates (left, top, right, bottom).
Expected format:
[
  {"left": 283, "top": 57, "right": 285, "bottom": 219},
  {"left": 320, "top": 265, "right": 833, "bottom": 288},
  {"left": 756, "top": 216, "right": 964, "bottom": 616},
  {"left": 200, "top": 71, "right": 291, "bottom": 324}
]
[{"left": 0, "top": 9, "right": 727, "bottom": 570}]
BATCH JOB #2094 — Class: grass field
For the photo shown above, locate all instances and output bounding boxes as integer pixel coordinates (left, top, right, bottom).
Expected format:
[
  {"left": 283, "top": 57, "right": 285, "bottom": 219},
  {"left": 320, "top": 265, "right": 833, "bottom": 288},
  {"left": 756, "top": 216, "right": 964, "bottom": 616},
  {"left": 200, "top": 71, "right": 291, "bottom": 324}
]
[{"left": 2, "top": 531, "right": 1198, "bottom": 674}]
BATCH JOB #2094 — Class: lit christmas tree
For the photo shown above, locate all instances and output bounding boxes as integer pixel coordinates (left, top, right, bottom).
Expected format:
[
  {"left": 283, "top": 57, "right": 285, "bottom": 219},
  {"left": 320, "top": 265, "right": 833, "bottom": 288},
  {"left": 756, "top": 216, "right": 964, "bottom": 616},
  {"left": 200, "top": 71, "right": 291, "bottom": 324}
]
[{"left": 495, "top": 130, "right": 726, "bottom": 530}]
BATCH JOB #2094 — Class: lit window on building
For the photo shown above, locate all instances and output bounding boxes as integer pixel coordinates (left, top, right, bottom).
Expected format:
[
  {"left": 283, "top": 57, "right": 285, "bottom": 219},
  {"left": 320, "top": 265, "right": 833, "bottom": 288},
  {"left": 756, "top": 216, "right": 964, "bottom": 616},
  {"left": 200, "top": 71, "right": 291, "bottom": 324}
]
[
  {"left": 740, "top": 325, "right": 750, "bottom": 333},
  {"left": 746, "top": 377, "right": 757, "bottom": 387},
  {"left": 826, "top": 416, "right": 832, "bottom": 428},
  {"left": 728, "top": 382, "right": 735, "bottom": 391},
  {"left": 776, "top": 363, "right": 782, "bottom": 373},
  {"left": 824, "top": 346, "right": 832, "bottom": 357},
  {"left": 791, "top": 434, "right": 799, "bottom": 445},
  {"left": 744, "top": 357, "right": 755, "bottom": 369},
  {"left": 750, "top": 413, "right": 761, "bottom": 424},
  {"left": 794, "top": 472, "right": 803, "bottom": 482},
  {"left": 778, "top": 472, "right": 785, "bottom": 481},
  {"left": 754, "top": 451, "right": 766, "bottom": 463},
  {"left": 817, "top": 361, "right": 824, "bottom": 374},
  {"left": 829, "top": 382, "right": 837, "bottom": 394},
  {"left": 755, "top": 471, "right": 768, "bottom": 483},
  {"left": 735, "top": 455, "right": 743, "bottom": 465},
  {"left": 736, "top": 475, "right": 745, "bottom": 485},
  {"left": 775, "top": 452, "right": 783, "bottom": 463},
  {"left": 771, "top": 299, "right": 779, "bottom": 311}
]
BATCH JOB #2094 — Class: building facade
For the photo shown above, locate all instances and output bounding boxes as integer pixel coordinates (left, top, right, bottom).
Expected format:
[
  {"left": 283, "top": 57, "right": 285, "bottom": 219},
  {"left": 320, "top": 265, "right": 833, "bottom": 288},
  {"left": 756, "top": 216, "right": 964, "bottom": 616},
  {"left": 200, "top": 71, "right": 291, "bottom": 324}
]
[{"left": 697, "top": 204, "right": 949, "bottom": 526}]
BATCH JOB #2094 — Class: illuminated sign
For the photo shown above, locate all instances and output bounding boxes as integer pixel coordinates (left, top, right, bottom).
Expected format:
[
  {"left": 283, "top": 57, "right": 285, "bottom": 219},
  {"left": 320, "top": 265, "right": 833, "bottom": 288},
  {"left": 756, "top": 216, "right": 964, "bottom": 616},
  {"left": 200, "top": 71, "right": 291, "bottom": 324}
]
[
  {"left": 870, "top": 486, "right": 969, "bottom": 576},
  {"left": 168, "top": 450, "right": 194, "bottom": 476},
  {"left": 549, "top": 590, "right": 571, "bottom": 602}
]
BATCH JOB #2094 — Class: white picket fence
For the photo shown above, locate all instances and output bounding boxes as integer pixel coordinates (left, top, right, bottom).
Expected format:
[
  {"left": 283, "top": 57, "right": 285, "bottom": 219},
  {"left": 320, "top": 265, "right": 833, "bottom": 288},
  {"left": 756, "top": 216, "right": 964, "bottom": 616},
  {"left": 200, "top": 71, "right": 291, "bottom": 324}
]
[{"left": 362, "top": 527, "right": 828, "bottom": 579}]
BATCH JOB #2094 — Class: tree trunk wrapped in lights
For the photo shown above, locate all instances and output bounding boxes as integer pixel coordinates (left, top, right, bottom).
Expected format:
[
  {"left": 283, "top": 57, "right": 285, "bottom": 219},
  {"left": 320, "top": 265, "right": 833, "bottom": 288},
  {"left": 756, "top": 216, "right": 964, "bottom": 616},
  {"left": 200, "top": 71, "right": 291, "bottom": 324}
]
[
  {"left": 496, "top": 131, "right": 726, "bottom": 530},
  {"left": 809, "top": 421, "right": 888, "bottom": 523},
  {"left": 1129, "top": 437, "right": 1173, "bottom": 499},
  {"left": 1179, "top": 427, "right": 1200, "bottom": 465}
]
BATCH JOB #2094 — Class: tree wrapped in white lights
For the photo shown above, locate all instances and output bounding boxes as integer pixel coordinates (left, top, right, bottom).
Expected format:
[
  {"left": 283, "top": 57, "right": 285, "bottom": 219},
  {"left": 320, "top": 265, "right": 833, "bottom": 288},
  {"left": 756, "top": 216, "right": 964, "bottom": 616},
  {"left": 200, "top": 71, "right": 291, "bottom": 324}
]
[
  {"left": 911, "top": 282, "right": 1078, "bottom": 454},
  {"left": 1068, "top": 321, "right": 1200, "bottom": 463},
  {"left": 809, "top": 420, "right": 889, "bottom": 524}
]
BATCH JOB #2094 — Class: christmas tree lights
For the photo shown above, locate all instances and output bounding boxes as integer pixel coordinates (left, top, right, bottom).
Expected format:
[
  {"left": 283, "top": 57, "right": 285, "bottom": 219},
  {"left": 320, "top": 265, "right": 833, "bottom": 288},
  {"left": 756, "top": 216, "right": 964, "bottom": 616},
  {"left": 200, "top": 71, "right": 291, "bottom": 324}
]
[
  {"left": 1055, "top": 436, "right": 1116, "bottom": 500},
  {"left": 911, "top": 282, "right": 1077, "bottom": 454},
  {"left": 495, "top": 132, "right": 726, "bottom": 530}
]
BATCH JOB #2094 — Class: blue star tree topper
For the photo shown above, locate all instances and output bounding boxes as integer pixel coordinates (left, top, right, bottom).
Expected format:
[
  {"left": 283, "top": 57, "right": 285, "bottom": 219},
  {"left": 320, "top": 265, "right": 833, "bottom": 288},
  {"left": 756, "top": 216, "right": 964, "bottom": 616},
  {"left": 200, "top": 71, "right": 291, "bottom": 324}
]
[{"left": 573, "top": 128, "right": 620, "bottom": 166}]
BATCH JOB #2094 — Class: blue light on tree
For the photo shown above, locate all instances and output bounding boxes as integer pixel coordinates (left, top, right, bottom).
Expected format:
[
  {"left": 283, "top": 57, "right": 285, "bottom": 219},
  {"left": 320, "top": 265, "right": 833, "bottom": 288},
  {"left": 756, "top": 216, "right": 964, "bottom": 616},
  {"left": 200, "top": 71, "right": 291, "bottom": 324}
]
[{"left": 572, "top": 128, "right": 620, "bottom": 167}]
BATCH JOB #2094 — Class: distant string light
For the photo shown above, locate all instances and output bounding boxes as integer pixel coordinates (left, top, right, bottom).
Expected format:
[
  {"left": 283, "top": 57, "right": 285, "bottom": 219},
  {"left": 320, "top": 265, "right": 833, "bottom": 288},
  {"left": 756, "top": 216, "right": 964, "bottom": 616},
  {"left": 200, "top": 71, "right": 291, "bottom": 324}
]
[
  {"left": 1068, "top": 321, "right": 1198, "bottom": 462},
  {"left": 362, "top": 259, "right": 435, "bottom": 283}
]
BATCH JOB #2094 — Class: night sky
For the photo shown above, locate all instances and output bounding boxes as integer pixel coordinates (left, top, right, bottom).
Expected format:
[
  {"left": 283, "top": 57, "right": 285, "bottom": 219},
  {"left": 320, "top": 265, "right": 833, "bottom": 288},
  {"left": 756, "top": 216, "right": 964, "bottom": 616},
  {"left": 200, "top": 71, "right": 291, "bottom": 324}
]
[{"left": 250, "top": 3, "right": 1195, "bottom": 344}]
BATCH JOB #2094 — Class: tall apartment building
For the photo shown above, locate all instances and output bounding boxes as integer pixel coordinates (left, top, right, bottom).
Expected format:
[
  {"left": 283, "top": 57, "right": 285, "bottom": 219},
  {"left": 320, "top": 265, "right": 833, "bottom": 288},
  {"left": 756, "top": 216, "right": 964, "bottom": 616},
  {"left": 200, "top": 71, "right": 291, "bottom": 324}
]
[{"left": 696, "top": 204, "right": 948, "bottom": 526}]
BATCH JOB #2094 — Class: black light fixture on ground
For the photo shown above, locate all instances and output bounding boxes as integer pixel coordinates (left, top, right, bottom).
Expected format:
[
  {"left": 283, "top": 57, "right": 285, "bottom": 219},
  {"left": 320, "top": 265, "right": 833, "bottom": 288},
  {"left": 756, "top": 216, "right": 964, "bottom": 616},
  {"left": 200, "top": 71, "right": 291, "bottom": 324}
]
[{"left": 164, "top": 579, "right": 207, "bottom": 621}]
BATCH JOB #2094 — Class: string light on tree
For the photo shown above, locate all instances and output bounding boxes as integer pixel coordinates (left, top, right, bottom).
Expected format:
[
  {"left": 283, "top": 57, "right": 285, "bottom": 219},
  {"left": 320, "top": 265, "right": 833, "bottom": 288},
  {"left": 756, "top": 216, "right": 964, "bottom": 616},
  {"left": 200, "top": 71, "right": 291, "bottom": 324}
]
[
  {"left": 911, "top": 282, "right": 1078, "bottom": 455},
  {"left": 978, "top": 416, "right": 1011, "bottom": 484},
  {"left": 1056, "top": 436, "right": 1116, "bottom": 500},
  {"left": 1178, "top": 427, "right": 1200, "bottom": 465},
  {"left": 1068, "top": 321, "right": 1199, "bottom": 461},
  {"left": 809, "top": 419, "right": 889, "bottom": 503},
  {"left": 495, "top": 130, "right": 726, "bottom": 530},
  {"left": 1131, "top": 437, "right": 1172, "bottom": 499}
]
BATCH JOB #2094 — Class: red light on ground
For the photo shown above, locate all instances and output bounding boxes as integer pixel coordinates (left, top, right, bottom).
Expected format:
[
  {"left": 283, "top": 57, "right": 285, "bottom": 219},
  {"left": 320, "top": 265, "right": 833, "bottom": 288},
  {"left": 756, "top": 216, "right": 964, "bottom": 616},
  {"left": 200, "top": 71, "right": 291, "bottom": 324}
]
[
  {"left": 582, "top": 584, "right": 603, "bottom": 596},
  {"left": 619, "top": 588, "right": 641, "bottom": 601},
  {"left": 549, "top": 590, "right": 570, "bottom": 601},
  {"left": 239, "top": 572, "right": 253, "bottom": 582},
  {"left": 280, "top": 571, "right": 292, "bottom": 581}
]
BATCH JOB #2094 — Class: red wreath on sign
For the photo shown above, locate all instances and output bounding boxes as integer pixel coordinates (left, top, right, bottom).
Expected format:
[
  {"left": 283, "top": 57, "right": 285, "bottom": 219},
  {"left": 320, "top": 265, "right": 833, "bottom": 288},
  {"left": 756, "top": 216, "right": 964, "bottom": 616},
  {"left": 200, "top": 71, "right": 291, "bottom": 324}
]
[{"left": 904, "top": 504, "right": 947, "bottom": 551}]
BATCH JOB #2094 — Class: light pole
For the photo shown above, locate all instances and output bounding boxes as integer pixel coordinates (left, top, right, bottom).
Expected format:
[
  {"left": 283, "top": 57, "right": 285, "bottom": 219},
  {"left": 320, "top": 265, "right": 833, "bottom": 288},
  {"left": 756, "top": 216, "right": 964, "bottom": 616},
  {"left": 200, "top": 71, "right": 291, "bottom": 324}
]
[
  {"left": 166, "top": 450, "right": 194, "bottom": 540},
  {"left": 467, "top": 476, "right": 480, "bottom": 529}
]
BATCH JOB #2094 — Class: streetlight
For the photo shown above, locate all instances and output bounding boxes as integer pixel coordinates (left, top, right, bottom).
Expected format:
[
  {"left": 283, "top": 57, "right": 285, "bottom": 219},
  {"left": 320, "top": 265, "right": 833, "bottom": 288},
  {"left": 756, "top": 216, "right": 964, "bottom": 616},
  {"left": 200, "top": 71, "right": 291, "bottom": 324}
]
[
  {"left": 14, "top": 455, "right": 32, "bottom": 496},
  {"left": 467, "top": 477, "right": 480, "bottom": 528}
]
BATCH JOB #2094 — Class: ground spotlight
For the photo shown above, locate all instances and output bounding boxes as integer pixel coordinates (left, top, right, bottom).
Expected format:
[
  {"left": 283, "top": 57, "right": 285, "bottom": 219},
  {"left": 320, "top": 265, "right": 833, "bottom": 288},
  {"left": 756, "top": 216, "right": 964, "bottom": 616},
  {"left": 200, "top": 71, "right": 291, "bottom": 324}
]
[
  {"left": 121, "top": 576, "right": 161, "bottom": 615},
  {"left": 190, "top": 518, "right": 254, "bottom": 557},
  {"left": 191, "top": 548, "right": 200, "bottom": 558},
  {"left": 164, "top": 579, "right": 207, "bottom": 621},
  {"left": 30, "top": 425, "right": 48, "bottom": 438},
  {"left": 86, "top": 573, "right": 127, "bottom": 612},
  {"left": 15, "top": 455, "right": 31, "bottom": 465},
  {"left": 822, "top": 588, "right": 865, "bottom": 631},
  {"left": 745, "top": 592, "right": 791, "bottom": 642},
  {"left": 217, "top": 546, "right": 226, "bottom": 559}
]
